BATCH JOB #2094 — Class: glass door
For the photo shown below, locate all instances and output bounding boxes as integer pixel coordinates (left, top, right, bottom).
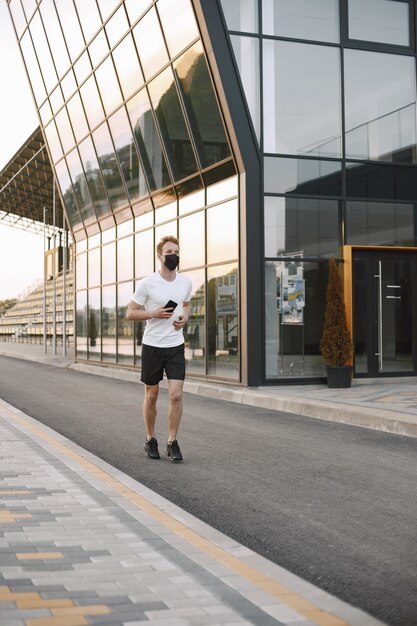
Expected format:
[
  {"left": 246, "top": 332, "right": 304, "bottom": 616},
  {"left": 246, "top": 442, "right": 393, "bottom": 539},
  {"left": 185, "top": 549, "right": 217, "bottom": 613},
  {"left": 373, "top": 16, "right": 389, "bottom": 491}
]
[{"left": 353, "top": 250, "right": 417, "bottom": 377}]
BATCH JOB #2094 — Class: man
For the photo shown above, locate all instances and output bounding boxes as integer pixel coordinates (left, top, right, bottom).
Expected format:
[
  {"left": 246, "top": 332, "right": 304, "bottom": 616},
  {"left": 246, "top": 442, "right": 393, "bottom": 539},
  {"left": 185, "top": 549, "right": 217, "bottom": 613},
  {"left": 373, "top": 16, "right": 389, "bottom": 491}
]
[{"left": 126, "top": 235, "right": 192, "bottom": 462}]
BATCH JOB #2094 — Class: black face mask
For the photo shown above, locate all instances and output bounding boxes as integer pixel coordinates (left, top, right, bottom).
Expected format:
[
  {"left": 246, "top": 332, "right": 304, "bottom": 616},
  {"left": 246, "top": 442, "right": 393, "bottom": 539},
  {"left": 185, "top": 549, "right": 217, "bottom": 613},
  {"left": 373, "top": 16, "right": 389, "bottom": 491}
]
[{"left": 163, "top": 253, "right": 179, "bottom": 271}]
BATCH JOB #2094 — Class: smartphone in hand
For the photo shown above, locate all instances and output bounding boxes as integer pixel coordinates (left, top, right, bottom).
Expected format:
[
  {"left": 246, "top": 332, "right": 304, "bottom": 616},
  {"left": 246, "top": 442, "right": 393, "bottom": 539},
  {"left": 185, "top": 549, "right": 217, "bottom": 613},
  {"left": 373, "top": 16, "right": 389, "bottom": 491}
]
[{"left": 164, "top": 299, "right": 178, "bottom": 311}]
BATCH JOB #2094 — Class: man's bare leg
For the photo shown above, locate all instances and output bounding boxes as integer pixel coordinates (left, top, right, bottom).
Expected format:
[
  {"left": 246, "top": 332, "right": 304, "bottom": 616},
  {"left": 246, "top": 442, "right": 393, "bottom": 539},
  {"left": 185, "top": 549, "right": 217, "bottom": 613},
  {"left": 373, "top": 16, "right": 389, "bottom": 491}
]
[
  {"left": 167, "top": 379, "right": 184, "bottom": 442},
  {"left": 143, "top": 384, "right": 159, "bottom": 439}
]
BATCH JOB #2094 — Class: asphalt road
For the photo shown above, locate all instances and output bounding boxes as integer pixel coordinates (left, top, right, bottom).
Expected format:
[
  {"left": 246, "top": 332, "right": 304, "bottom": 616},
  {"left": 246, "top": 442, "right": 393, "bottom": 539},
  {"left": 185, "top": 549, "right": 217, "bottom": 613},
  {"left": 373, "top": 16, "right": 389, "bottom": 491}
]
[{"left": 0, "top": 356, "right": 416, "bottom": 626}]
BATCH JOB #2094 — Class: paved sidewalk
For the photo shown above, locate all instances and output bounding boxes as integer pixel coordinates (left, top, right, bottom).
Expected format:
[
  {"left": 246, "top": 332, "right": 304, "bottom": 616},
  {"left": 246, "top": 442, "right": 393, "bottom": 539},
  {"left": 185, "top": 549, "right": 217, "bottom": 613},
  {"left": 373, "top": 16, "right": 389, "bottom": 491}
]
[
  {"left": 0, "top": 397, "right": 385, "bottom": 626},
  {"left": 1, "top": 341, "right": 417, "bottom": 438}
]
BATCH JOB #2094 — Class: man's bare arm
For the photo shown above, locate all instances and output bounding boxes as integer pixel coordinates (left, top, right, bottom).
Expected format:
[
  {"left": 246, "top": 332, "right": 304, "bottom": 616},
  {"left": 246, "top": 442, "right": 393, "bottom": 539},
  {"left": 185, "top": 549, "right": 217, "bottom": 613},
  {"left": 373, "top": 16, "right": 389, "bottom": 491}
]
[{"left": 126, "top": 301, "right": 175, "bottom": 321}]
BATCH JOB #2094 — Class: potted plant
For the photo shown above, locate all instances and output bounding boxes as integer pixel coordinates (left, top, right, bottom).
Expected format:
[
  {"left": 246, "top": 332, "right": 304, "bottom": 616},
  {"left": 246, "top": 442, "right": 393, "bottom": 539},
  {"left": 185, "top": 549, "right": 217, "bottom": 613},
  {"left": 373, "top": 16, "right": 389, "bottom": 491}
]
[
  {"left": 320, "top": 257, "right": 353, "bottom": 388},
  {"left": 89, "top": 310, "right": 98, "bottom": 348}
]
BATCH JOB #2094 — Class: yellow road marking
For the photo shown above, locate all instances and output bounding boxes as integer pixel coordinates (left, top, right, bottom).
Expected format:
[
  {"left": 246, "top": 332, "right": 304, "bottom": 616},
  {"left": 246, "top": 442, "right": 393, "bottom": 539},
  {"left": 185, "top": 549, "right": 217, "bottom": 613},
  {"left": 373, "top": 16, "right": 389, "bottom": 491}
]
[
  {"left": 16, "top": 552, "right": 64, "bottom": 560},
  {"left": 0, "top": 404, "right": 350, "bottom": 626}
]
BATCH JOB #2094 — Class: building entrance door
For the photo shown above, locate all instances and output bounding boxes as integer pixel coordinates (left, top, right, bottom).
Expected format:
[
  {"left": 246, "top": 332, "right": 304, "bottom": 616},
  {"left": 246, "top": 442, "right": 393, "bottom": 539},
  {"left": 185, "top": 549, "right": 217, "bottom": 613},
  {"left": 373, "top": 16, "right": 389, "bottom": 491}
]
[{"left": 352, "top": 250, "right": 417, "bottom": 377}]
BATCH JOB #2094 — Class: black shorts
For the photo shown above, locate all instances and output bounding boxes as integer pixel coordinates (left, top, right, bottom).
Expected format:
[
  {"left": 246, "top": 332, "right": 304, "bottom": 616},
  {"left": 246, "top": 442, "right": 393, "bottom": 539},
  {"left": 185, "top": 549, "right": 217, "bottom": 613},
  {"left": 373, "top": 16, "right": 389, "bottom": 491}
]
[{"left": 140, "top": 344, "right": 185, "bottom": 386}]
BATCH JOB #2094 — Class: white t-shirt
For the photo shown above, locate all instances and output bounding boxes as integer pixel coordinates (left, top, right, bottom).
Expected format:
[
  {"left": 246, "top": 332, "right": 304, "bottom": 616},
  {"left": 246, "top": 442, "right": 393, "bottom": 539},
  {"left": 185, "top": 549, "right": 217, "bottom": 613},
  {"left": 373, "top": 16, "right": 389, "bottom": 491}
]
[{"left": 132, "top": 271, "right": 192, "bottom": 348}]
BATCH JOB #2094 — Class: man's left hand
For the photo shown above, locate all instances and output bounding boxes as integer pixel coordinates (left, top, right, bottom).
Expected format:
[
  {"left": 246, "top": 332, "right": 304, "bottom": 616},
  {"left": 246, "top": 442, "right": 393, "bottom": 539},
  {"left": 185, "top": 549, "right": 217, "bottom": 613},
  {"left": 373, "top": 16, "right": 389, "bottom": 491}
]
[{"left": 173, "top": 315, "right": 188, "bottom": 330}]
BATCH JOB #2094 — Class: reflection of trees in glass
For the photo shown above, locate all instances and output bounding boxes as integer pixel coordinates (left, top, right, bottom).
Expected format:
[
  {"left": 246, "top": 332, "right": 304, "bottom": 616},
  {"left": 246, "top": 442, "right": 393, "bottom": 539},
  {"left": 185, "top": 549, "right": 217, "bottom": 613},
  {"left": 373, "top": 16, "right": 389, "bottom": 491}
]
[
  {"left": 88, "top": 308, "right": 98, "bottom": 347},
  {"left": 184, "top": 283, "right": 205, "bottom": 352},
  {"left": 102, "top": 305, "right": 116, "bottom": 337},
  {"left": 208, "top": 269, "right": 238, "bottom": 359}
]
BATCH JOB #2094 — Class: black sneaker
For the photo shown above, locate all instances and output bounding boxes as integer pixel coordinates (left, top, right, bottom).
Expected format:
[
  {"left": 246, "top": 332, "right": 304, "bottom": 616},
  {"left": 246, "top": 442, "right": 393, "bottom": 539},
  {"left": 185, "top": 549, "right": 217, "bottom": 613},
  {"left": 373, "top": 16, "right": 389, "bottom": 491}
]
[
  {"left": 167, "top": 440, "right": 183, "bottom": 462},
  {"left": 144, "top": 437, "right": 160, "bottom": 459}
]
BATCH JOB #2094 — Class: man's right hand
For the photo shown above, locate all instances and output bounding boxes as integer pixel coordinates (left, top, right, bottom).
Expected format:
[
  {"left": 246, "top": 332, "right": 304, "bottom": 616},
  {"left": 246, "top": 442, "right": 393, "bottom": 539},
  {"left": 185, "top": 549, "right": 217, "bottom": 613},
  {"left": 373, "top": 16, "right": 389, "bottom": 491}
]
[{"left": 152, "top": 306, "right": 174, "bottom": 319}]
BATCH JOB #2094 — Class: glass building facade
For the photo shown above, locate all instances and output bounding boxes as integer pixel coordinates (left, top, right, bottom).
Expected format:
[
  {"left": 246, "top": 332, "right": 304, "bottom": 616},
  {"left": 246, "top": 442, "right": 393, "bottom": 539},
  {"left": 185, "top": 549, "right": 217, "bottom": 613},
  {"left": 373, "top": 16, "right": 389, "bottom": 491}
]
[{"left": 9, "top": 0, "right": 417, "bottom": 384}]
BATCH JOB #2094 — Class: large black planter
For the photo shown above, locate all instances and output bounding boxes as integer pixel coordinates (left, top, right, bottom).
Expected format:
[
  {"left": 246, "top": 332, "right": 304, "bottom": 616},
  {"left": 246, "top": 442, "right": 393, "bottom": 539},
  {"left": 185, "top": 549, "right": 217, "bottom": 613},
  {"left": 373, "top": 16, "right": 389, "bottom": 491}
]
[{"left": 326, "top": 365, "right": 352, "bottom": 388}]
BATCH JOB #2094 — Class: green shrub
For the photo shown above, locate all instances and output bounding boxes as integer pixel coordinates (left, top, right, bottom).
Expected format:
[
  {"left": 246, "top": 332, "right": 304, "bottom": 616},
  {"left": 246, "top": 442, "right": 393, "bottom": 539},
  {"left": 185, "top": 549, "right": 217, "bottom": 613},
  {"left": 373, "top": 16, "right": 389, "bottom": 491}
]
[{"left": 320, "top": 257, "right": 352, "bottom": 367}]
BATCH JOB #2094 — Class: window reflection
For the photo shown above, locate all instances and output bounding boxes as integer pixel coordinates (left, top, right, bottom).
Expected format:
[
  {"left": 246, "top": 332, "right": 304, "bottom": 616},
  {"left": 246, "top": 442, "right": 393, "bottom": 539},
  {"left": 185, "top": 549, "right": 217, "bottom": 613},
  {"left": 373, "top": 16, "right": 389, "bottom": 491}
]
[
  {"left": 126, "top": 88, "right": 171, "bottom": 190},
  {"left": 54, "top": 0, "right": 85, "bottom": 62},
  {"left": 40, "top": 0, "right": 71, "bottom": 78},
  {"left": 88, "top": 247, "right": 100, "bottom": 287},
  {"left": 125, "top": 0, "right": 151, "bottom": 25},
  {"left": 207, "top": 263, "right": 239, "bottom": 379},
  {"left": 263, "top": 40, "right": 341, "bottom": 157},
  {"left": 108, "top": 107, "right": 148, "bottom": 203},
  {"left": 264, "top": 157, "right": 342, "bottom": 196},
  {"left": 264, "top": 197, "right": 340, "bottom": 257},
  {"left": 9, "top": 0, "right": 27, "bottom": 39},
  {"left": 102, "top": 285, "right": 116, "bottom": 362},
  {"left": 102, "top": 242, "right": 116, "bottom": 284},
  {"left": 21, "top": 0, "right": 36, "bottom": 20},
  {"left": 49, "top": 86, "right": 64, "bottom": 116},
  {"left": 207, "top": 199, "right": 238, "bottom": 264},
  {"left": 262, "top": 0, "right": 339, "bottom": 43},
  {"left": 230, "top": 35, "right": 260, "bottom": 140},
  {"left": 61, "top": 70, "right": 77, "bottom": 100},
  {"left": 117, "top": 282, "right": 134, "bottom": 364},
  {"left": 207, "top": 175, "right": 238, "bottom": 204},
  {"left": 80, "top": 75, "right": 105, "bottom": 130},
  {"left": 348, "top": 0, "right": 409, "bottom": 47},
  {"left": 148, "top": 68, "right": 198, "bottom": 181},
  {"left": 74, "top": 52, "right": 92, "bottom": 86},
  {"left": 132, "top": 7, "right": 169, "bottom": 80},
  {"left": 344, "top": 49, "right": 416, "bottom": 162},
  {"left": 67, "top": 93, "right": 89, "bottom": 143},
  {"left": 66, "top": 147, "right": 96, "bottom": 224},
  {"left": 55, "top": 159, "right": 83, "bottom": 229},
  {"left": 179, "top": 188, "right": 204, "bottom": 215},
  {"left": 179, "top": 212, "right": 205, "bottom": 268},
  {"left": 117, "top": 236, "right": 134, "bottom": 281},
  {"left": 76, "top": 290, "right": 87, "bottom": 358},
  {"left": 157, "top": 0, "right": 199, "bottom": 58},
  {"left": 74, "top": 0, "right": 101, "bottom": 44},
  {"left": 88, "top": 30, "right": 109, "bottom": 68},
  {"left": 88, "top": 287, "right": 101, "bottom": 360},
  {"left": 40, "top": 101, "right": 53, "bottom": 126},
  {"left": 135, "top": 229, "right": 154, "bottom": 278},
  {"left": 95, "top": 57, "right": 122, "bottom": 115},
  {"left": 44, "top": 120, "right": 63, "bottom": 163},
  {"left": 105, "top": 5, "right": 129, "bottom": 47},
  {"left": 220, "top": 0, "right": 258, "bottom": 32},
  {"left": 97, "top": 0, "right": 119, "bottom": 22},
  {"left": 183, "top": 269, "right": 205, "bottom": 374},
  {"left": 346, "top": 161, "right": 417, "bottom": 201},
  {"left": 112, "top": 34, "right": 144, "bottom": 99},
  {"left": 93, "top": 122, "right": 128, "bottom": 211},
  {"left": 155, "top": 201, "right": 177, "bottom": 224},
  {"left": 29, "top": 12, "right": 57, "bottom": 93},
  {"left": 346, "top": 201, "right": 415, "bottom": 246},
  {"left": 55, "top": 106, "right": 75, "bottom": 154},
  {"left": 174, "top": 43, "right": 231, "bottom": 168},
  {"left": 21, "top": 31, "right": 46, "bottom": 104},
  {"left": 75, "top": 253, "right": 87, "bottom": 290},
  {"left": 78, "top": 137, "right": 111, "bottom": 218},
  {"left": 102, "top": 227, "right": 115, "bottom": 243}
]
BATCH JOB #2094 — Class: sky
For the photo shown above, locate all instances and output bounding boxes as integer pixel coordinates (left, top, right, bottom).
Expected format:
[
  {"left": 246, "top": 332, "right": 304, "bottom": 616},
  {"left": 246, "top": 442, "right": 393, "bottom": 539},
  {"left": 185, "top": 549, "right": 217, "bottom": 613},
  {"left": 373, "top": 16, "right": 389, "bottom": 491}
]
[{"left": 0, "top": 2, "right": 44, "bottom": 300}]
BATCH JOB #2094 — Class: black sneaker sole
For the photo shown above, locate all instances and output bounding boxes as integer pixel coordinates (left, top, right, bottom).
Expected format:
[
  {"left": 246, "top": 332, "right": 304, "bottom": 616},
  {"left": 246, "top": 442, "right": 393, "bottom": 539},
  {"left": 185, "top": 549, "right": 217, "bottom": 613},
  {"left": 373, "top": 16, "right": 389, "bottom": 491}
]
[{"left": 167, "top": 453, "right": 183, "bottom": 462}]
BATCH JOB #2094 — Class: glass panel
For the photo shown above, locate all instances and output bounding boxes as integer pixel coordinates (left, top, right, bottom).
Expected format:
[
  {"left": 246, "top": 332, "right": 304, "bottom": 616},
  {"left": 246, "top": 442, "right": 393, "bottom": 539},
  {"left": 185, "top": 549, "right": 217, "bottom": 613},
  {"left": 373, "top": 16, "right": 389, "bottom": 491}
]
[
  {"left": 44, "top": 120, "right": 63, "bottom": 163},
  {"left": 74, "top": 0, "right": 102, "bottom": 44},
  {"left": 230, "top": 35, "right": 260, "bottom": 140},
  {"left": 76, "top": 290, "right": 88, "bottom": 358},
  {"left": 179, "top": 211, "right": 205, "bottom": 269},
  {"left": 102, "top": 242, "right": 116, "bottom": 284},
  {"left": 105, "top": 5, "right": 129, "bottom": 47},
  {"left": 40, "top": 100, "right": 53, "bottom": 126},
  {"left": 29, "top": 12, "right": 58, "bottom": 93},
  {"left": 157, "top": 0, "right": 199, "bottom": 58},
  {"left": 21, "top": 31, "right": 47, "bottom": 104},
  {"left": 155, "top": 201, "right": 177, "bottom": 224},
  {"left": 135, "top": 229, "right": 154, "bottom": 278},
  {"left": 112, "top": 34, "right": 144, "bottom": 100},
  {"left": 61, "top": 70, "right": 77, "bottom": 100},
  {"left": 66, "top": 147, "right": 97, "bottom": 224},
  {"left": 262, "top": 0, "right": 339, "bottom": 43},
  {"left": 263, "top": 39, "right": 341, "bottom": 157},
  {"left": 118, "top": 219, "right": 133, "bottom": 237},
  {"left": 78, "top": 136, "right": 112, "bottom": 218},
  {"left": 54, "top": 0, "right": 85, "bottom": 62},
  {"left": 76, "top": 253, "right": 87, "bottom": 289},
  {"left": 125, "top": 0, "right": 151, "bottom": 25},
  {"left": 353, "top": 257, "right": 368, "bottom": 374},
  {"left": 74, "top": 51, "right": 92, "bottom": 86},
  {"left": 67, "top": 92, "right": 90, "bottom": 142},
  {"left": 88, "top": 30, "right": 109, "bottom": 68},
  {"left": 207, "top": 175, "right": 238, "bottom": 205},
  {"left": 102, "top": 226, "right": 115, "bottom": 243},
  {"left": 264, "top": 196, "right": 340, "bottom": 257},
  {"left": 135, "top": 211, "right": 154, "bottom": 231},
  {"left": 174, "top": 42, "right": 231, "bottom": 168},
  {"left": 49, "top": 86, "right": 64, "bottom": 115},
  {"left": 207, "top": 263, "right": 239, "bottom": 379},
  {"left": 126, "top": 88, "right": 172, "bottom": 190},
  {"left": 265, "top": 260, "right": 327, "bottom": 378},
  {"left": 97, "top": 0, "right": 120, "bottom": 22},
  {"left": 154, "top": 222, "right": 177, "bottom": 262},
  {"left": 88, "top": 288, "right": 101, "bottom": 360},
  {"left": 55, "top": 106, "right": 75, "bottom": 154},
  {"left": 183, "top": 268, "right": 205, "bottom": 374},
  {"left": 102, "top": 285, "right": 116, "bottom": 362},
  {"left": 346, "top": 201, "right": 415, "bottom": 246},
  {"left": 344, "top": 49, "right": 416, "bottom": 162},
  {"left": 264, "top": 157, "right": 342, "bottom": 196},
  {"left": 95, "top": 57, "right": 122, "bottom": 115},
  {"left": 93, "top": 122, "right": 128, "bottom": 211},
  {"left": 179, "top": 188, "right": 205, "bottom": 215},
  {"left": 148, "top": 67, "right": 198, "bottom": 181},
  {"left": 21, "top": 0, "right": 36, "bottom": 19},
  {"left": 132, "top": 7, "right": 168, "bottom": 80},
  {"left": 80, "top": 75, "right": 105, "bottom": 130},
  {"left": 346, "top": 162, "right": 417, "bottom": 201},
  {"left": 88, "top": 246, "right": 101, "bottom": 287},
  {"left": 108, "top": 107, "right": 148, "bottom": 202},
  {"left": 117, "top": 236, "right": 134, "bottom": 281},
  {"left": 40, "top": 0, "right": 71, "bottom": 78},
  {"left": 117, "top": 282, "right": 134, "bottom": 364},
  {"left": 9, "top": 0, "right": 27, "bottom": 38},
  {"left": 348, "top": 0, "right": 409, "bottom": 46},
  {"left": 55, "top": 159, "right": 83, "bottom": 229},
  {"left": 220, "top": 0, "right": 258, "bottom": 32},
  {"left": 207, "top": 199, "right": 238, "bottom": 264}
]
